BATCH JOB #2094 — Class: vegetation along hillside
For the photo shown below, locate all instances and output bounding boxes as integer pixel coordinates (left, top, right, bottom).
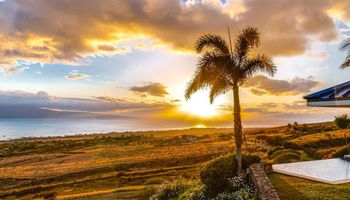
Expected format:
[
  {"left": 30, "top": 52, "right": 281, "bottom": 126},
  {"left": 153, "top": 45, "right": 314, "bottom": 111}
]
[{"left": 1, "top": 121, "right": 350, "bottom": 199}]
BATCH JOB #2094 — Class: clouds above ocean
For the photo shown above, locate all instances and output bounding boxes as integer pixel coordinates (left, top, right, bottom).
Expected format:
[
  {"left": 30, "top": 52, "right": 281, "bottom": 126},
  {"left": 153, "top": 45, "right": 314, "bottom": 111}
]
[
  {"left": 130, "top": 82, "right": 169, "bottom": 97},
  {"left": 0, "top": 0, "right": 347, "bottom": 68}
]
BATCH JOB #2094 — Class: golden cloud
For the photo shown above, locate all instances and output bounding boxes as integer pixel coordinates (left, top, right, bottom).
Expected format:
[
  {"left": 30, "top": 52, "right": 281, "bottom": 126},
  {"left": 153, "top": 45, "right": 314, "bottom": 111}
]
[
  {"left": 243, "top": 75, "right": 322, "bottom": 96},
  {"left": 0, "top": 0, "right": 346, "bottom": 67}
]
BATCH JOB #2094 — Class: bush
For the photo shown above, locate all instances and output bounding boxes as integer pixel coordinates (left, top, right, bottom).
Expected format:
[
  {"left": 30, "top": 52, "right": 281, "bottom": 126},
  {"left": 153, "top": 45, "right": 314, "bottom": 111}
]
[
  {"left": 139, "top": 186, "right": 157, "bottom": 199},
  {"left": 266, "top": 136, "right": 284, "bottom": 146},
  {"left": 213, "top": 175, "right": 257, "bottom": 200},
  {"left": 255, "top": 135, "right": 267, "bottom": 140},
  {"left": 200, "top": 154, "right": 260, "bottom": 196},
  {"left": 304, "top": 147, "right": 317, "bottom": 158},
  {"left": 332, "top": 146, "right": 350, "bottom": 158},
  {"left": 178, "top": 182, "right": 207, "bottom": 200},
  {"left": 150, "top": 181, "right": 189, "bottom": 200},
  {"left": 267, "top": 146, "right": 284, "bottom": 158},
  {"left": 334, "top": 114, "right": 350, "bottom": 129},
  {"left": 269, "top": 149, "right": 301, "bottom": 159},
  {"left": 283, "top": 141, "right": 301, "bottom": 150},
  {"left": 273, "top": 152, "right": 300, "bottom": 164},
  {"left": 144, "top": 177, "right": 165, "bottom": 185}
]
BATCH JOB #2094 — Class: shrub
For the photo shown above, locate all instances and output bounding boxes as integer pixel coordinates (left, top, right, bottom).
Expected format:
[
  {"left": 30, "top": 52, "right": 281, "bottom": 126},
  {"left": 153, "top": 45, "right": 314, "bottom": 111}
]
[
  {"left": 334, "top": 114, "right": 350, "bottom": 129},
  {"left": 144, "top": 177, "right": 165, "bottom": 185},
  {"left": 283, "top": 141, "right": 301, "bottom": 149},
  {"left": 269, "top": 149, "right": 301, "bottom": 160},
  {"left": 255, "top": 135, "right": 267, "bottom": 140},
  {"left": 139, "top": 186, "right": 157, "bottom": 199},
  {"left": 267, "top": 146, "right": 284, "bottom": 158},
  {"left": 200, "top": 154, "right": 260, "bottom": 196},
  {"left": 332, "top": 146, "right": 350, "bottom": 158},
  {"left": 273, "top": 152, "right": 300, "bottom": 164},
  {"left": 266, "top": 136, "right": 284, "bottom": 146},
  {"left": 150, "top": 181, "right": 189, "bottom": 200},
  {"left": 40, "top": 192, "right": 56, "bottom": 200},
  {"left": 213, "top": 175, "right": 257, "bottom": 200},
  {"left": 304, "top": 147, "right": 317, "bottom": 158},
  {"left": 178, "top": 182, "right": 207, "bottom": 200}
]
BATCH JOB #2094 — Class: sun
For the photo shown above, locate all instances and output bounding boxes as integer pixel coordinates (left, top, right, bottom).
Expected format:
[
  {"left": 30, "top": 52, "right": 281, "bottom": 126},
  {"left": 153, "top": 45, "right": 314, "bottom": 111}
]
[
  {"left": 194, "top": 124, "right": 207, "bottom": 128},
  {"left": 180, "top": 90, "right": 224, "bottom": 117}
]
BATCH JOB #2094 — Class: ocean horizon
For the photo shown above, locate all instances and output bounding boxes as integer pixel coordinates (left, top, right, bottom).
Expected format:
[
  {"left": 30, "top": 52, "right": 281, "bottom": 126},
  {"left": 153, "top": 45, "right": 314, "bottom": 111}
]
[
  {"left": 0, "top": 118, "right": 304, "bottom": 141},
  {"left": 0, "top": 118, "right": 196, "bottom": 140}
]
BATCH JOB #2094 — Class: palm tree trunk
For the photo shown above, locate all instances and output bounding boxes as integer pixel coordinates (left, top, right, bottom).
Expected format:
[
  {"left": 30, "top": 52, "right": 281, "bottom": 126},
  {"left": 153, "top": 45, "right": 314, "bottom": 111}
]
[{"left": 233, "top": 86, "right": 243, "bottom": 174}]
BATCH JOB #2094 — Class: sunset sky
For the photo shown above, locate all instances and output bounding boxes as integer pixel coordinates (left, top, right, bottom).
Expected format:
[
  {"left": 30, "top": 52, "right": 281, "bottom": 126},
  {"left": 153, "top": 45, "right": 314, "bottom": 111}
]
[{"left": 1, "top": 0, "right": 350, "bottom": 128}]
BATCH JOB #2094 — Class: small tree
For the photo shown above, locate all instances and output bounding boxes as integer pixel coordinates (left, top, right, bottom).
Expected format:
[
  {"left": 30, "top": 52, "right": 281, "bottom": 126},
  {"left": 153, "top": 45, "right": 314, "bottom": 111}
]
[
  {"left": 292, "top": 122, "right": 299, "bottom": 134},
  {"left": 334, "top": 114, "right": 350, "bottom": 155},
  {"left": 334, "top": 114, "right": 350, "bottom": 129},
  {"left": 287, "top": 123, "right": 292, "bottom": 133}
]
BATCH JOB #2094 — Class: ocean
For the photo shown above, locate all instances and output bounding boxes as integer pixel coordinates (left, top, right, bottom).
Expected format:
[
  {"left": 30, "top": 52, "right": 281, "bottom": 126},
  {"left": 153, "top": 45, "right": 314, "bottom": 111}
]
[{"left": 0, "top": 118, "right": 182, "bottom": 140}]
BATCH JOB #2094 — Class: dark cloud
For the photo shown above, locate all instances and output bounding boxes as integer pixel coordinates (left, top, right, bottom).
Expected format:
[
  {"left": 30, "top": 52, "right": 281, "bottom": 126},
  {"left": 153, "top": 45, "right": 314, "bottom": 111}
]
[
  {"left": 0, "top": 0, "right": 344, "bottom": 67},
  {"left": 130, "top": 82, "right": 168, "bottom": 97},
  {"left": 0, "top": 90, "right": 175, "bottom": 118},
  {"left": 243, "top": 75, "right": 322, "bottom": 96}
]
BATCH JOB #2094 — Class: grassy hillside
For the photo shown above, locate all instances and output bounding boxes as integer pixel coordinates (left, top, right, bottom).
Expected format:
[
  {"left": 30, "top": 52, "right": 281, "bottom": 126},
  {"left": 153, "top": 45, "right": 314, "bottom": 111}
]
[{"left": 1, "top": 122, "right": 350, "bottom": 199}]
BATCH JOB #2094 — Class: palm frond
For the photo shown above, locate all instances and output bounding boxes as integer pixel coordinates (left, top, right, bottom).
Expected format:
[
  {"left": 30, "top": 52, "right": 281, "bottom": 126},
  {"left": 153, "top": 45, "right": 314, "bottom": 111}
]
[
  {"left": 340, "top": 40, "right": 350, "bottom": 69},
  {"left": 195, "top": 34, "right": 230, "bottom": 55},
  {"left": 341, "top": 54, "right": 350, "bottom": 69},
  {"left": 185, "top": 52, "right": 231, "bottom": 100},
  {"left": 209, "top": 76, "right": 231, "bottom": 103},
  {"left": 239, "top": 54, "right": 276, "bottom": 84},
  {"left": 234, "top": 27, "right": 260, "bottom": 62},
  {"left": 340, "top": 40, "right": 350, "bottom": 51}
]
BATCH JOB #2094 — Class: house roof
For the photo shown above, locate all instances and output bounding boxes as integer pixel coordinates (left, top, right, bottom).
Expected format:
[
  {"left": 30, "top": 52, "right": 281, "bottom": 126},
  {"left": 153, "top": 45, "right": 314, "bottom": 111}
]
[
  {"left": 304, "top": 81, "right": 350, "bottom": 101},
  {"left": 304, "top": 81, "right": 350, "bottom": 107}
]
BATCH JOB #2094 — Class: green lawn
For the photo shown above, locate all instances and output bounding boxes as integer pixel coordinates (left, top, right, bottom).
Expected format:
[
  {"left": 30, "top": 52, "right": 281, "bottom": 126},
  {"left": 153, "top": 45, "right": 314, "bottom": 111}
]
[{"left": 269, "top": 173, "right": 350, "bottom": 200}]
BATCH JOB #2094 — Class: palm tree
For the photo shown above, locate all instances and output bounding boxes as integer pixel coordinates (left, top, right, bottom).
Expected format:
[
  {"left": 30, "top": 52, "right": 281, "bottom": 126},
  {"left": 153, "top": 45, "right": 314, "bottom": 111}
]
[
  {"left": 340, "top": 40, "right": 350, "bottom": 68},
  {"left": 185, "top": 27, "right": 276, "bottom": 174}
]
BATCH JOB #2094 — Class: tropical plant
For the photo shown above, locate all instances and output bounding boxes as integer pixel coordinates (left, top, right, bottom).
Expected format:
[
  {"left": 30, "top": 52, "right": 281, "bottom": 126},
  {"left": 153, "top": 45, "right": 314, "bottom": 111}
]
[
  {"left": 185, "top": 27, "right": 276, "bottom": 174},
  {"left": 334, "top": 114, "right": 350, "bottom": 129},
  {"left": 340, "top": 40, "right": 350, "bottom": 68},
  {"left": 200, "top": 153, "right": 260, "bottom": 196}
]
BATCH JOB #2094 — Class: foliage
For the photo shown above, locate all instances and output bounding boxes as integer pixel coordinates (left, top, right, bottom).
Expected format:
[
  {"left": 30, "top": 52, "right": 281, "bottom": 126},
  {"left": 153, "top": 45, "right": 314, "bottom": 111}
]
[
  {"left": 334, "top": 114, "right": 350, "bottom": 129},
  {"left": 332, "top": 145, "right": 350, "bottom": 158},
  {"left": 213, "top": 175, "right": 257, "bottom": 200},
  {"left": 304, "top": 147, "right": 317, "bottom": 158},
  {"left": 140, "top": 186, "right": 157, "bottom": 199},
  {"left": 289, "top": 137, "right": 350, "bottom": 149},
  {"left": 150, "top": 181, "right": 189, "bottom": 200},
  {"left": 266, "top": 136, "right": 284, "bottom": 146},
  {"left": 144, "top": 177, "right": 165, "bottom": 185},
  {"left": 0, "top": 134, "right": 155, "bottom": 158},
  {"left": 185, "top": 27, "right": 276, "bottom": 103},
  {"left": 200, "top": 154, "right": 260, "bottom": 196},
  {"left": 267, "top": 146, "right": 284, "bottom": 158},
  {"left": 178, "top": 182, "right": 207, "bottom": 200},
  {"left": 340, "top": 41, "right": 350, "bottom": 68},
  {"left": 270, "top": 173, "right": 350, "bottom": 200},
  {"left": 268, "top": 149, "right": 301, "bottom": 160},
  {"left": 273, "top": 152, "right": 301, "bottom": 164}
]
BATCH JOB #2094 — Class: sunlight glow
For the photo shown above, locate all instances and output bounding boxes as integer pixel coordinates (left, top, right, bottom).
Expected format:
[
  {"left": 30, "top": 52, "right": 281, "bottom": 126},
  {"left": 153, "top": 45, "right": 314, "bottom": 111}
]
[
  {"left": 180, "top": 90, "right": 224, "bottom": 117},
  {"left": 194, "top": 124, "right": 207, "bottom": 128}
]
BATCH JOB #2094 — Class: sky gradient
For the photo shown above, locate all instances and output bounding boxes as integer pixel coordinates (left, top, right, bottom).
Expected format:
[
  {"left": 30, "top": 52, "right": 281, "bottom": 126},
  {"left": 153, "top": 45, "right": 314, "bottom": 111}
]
[{"left": 1, "top": 0, "right": 350, "bottom": 128}]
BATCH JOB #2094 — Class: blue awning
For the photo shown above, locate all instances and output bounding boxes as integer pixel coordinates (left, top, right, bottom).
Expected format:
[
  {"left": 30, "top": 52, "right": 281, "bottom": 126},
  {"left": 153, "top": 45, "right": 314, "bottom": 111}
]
[{"left": 304, "top": 81, "right": 350, "bottom": 107}]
